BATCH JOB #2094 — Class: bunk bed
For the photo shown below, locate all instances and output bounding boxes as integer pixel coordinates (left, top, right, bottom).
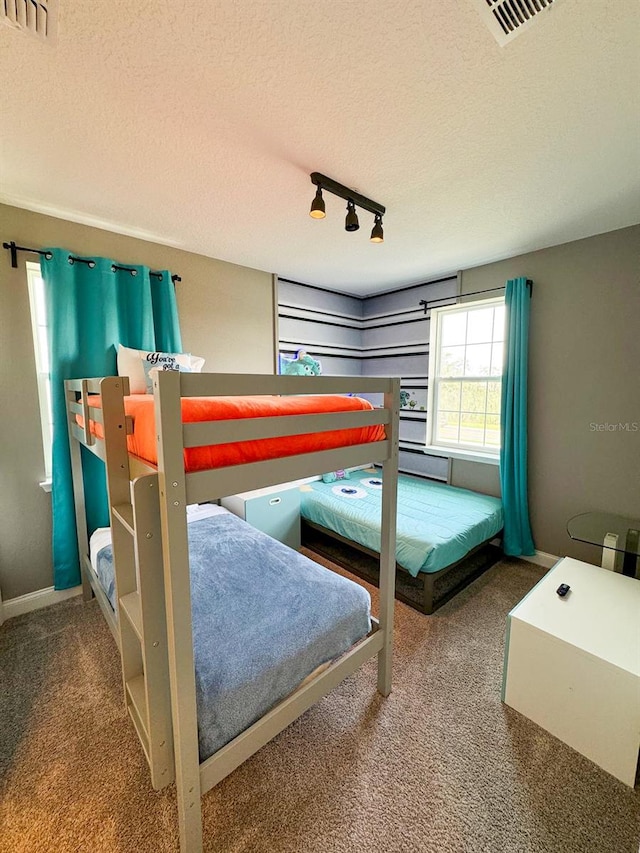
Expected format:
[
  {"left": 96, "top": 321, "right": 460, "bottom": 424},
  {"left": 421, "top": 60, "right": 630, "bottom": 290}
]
[
  {"left": 65, "top": 371, "right": 399, "bottom": 853},
  {"left": 300, "top": 471, "right": 503, "bottom": 615}
]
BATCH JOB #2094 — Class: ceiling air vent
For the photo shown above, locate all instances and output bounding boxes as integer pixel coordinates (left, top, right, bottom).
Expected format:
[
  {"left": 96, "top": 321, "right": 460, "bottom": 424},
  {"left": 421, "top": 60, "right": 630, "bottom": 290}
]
[
  {"left": 470, "top": 0, "right": 561, "bottom": 46},
  {"left": 1, "top": 0, "right": 58, "bottom": 43}
]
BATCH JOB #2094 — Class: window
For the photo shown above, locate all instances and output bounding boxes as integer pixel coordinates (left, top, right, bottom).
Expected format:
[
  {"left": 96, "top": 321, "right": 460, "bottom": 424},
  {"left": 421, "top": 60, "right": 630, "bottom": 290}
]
[
  {"left": 426, "top": 297, "right": 504, "bottom": 460},
  {"left": 26, "top": 261, "right": 53, "bottom": 485}
]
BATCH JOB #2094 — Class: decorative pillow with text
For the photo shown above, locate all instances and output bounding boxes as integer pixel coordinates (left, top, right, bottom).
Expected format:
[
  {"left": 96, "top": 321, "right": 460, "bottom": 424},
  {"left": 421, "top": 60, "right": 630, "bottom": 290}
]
[{"left": 117, "top": 344, "right": 205, "bottom": 394}]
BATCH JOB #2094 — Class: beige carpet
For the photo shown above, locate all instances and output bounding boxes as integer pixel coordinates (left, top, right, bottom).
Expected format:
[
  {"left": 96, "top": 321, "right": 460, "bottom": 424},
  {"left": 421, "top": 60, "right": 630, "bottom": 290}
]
[{"left": 1, "top": 555, "right": 639, "bottom": 853}]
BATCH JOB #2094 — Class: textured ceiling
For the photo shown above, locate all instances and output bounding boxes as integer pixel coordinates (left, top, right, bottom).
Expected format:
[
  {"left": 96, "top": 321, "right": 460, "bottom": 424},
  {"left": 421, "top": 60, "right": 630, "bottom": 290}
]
[{"left": 1, "top": 1, "right": 639, "bottom": 295}]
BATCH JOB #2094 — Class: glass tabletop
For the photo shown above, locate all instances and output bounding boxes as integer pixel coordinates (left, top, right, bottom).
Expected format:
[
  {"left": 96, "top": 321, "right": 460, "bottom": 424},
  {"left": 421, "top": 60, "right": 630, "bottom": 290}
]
[{"left": 567, "top": 512, "right": 640, "bottom": 557}]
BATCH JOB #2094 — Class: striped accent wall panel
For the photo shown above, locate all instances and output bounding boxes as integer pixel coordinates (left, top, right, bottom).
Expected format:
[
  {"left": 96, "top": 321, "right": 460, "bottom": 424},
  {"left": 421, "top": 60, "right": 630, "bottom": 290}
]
[
  {"left": 279, "top": 279, "right": 362, "bottom": 320},
  {"left": 277, "top": 275, "right": 458, "bottom": 478},
  {"left": 398, "top": 449, "right": 450, "bottom": 482},
  {"left": 359, "top": 277, "right": 457, "bottom": 450},
  {"left": 373, "top": 450, "right": 450, "bottom": 483},
  {"left": 363, "top": 277, "right": 459, "bottom": 318},
  {"left": 278, "top": 279, "right": 363, "bottom": 376},
  {"left": 399, "top": 414, "right": 428, "bottom": 445}
]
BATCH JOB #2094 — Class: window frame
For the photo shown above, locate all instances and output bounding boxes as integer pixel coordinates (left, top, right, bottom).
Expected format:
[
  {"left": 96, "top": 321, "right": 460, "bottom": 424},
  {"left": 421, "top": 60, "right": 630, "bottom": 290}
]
[
  {"left": 425, "top": 296, "right": 504, "bottom": 465},
  {"left": 26, "top": 260, "right": 53, "bottom": 487}
]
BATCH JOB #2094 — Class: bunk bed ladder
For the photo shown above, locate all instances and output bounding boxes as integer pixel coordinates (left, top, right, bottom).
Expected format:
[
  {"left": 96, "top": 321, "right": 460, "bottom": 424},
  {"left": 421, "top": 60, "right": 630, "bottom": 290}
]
[{"left": 100, "top": 378, "right": 175, "bottom": 791}]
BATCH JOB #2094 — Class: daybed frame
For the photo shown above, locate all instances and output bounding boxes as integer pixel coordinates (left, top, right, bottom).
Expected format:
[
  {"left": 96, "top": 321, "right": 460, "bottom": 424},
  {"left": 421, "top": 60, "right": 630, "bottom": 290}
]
[
  {"left": 301, "top": 517, "right": 501, "bottom": 615},
  {"left": 65, "top": 372, "right": 399, "bottom": 853}
]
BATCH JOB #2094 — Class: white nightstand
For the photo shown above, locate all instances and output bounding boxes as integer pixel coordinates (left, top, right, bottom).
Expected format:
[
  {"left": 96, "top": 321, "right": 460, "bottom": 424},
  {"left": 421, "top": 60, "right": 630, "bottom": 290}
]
[
  {"left": 221, "top": 483, "right": 301, "bottom": 550},
  {"left": 502, "top": 557, "right": 640, "bottom": 787}
]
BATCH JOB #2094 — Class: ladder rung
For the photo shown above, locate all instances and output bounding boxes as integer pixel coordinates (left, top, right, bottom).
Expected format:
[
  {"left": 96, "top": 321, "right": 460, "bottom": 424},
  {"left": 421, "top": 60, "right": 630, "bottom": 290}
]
[
  {"left": 112, "top": 502, "right": 135, "bottom": 535},
  {"left": 119, "top": 591, "right": 143, "bottom": 641},
  {"left": 127, "top": 705, "right": 151, "bottom": 766},
  {"left": 126, "top": 675, "right": 149, "bottom": 756}
]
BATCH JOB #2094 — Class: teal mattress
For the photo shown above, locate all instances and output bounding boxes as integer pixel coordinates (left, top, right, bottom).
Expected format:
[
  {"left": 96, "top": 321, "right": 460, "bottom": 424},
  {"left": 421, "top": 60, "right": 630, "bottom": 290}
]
[{"left": 300, "top": 472, "right": 503, "bottom": 576}]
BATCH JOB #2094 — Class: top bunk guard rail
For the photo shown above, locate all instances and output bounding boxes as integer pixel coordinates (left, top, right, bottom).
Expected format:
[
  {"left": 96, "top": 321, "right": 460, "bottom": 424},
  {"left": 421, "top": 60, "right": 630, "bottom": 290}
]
[
  {"left": 182, "top": 408, "right": 389, "bottom": 448},
  {"left": 177, "top": 372, "right": 395, "bottom": 397},
  {"left": 65, "top": 377, "right": 133, "bottom": 460},
  {"left": 184, "top": 441, "right": 388, "bottom": 505},
  {"left": 68, "top": 399, "right": 104, "bottom": 426},
  {"left": 66, "top": 376, "right": 117, "bottom": 394}
]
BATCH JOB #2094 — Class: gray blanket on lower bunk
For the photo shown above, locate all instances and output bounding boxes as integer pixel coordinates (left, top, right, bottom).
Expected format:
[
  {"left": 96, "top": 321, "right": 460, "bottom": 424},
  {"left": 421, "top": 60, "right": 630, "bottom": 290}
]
[{"left": 96, "top": 511, "right": 371, "bottom": 761}]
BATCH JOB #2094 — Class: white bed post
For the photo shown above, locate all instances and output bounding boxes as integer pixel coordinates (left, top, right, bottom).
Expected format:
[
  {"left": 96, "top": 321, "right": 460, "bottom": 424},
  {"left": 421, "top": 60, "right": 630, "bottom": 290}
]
[
  {"left": 65, "top": 380, "right": 92, "bottom": 602},
  {"left": 378, "top": 378, "right": 400, "bottom": 696},
  {"left": 153, "top": 370, "right": 203, "bottom": 853}
]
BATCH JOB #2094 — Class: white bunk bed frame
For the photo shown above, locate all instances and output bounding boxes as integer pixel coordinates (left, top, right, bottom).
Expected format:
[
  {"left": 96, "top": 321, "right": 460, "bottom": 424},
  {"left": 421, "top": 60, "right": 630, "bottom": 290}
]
[{"left": 65, "top": 371, "right": 400, "bottom": 853}]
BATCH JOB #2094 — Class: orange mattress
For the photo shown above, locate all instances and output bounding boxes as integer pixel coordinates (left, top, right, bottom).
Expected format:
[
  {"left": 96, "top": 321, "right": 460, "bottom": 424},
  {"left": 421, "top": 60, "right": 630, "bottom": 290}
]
[{"left": 81, "top": 394, "right": 385, "bottom": 472}]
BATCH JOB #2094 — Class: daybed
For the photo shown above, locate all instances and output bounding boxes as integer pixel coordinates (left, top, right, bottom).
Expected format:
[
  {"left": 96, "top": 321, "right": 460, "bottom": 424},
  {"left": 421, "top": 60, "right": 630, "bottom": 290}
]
[
  {"left": 300, "top": 471, "right": 503, "bottom": 615},
  {"left": 65, "top": 372, "right": 399, "bottom": 853}
]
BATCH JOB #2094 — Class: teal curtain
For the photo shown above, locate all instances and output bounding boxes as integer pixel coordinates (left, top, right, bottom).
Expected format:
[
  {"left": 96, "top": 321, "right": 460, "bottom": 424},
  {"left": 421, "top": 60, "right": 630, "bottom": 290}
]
[
  {"left": 41, "top": 249, "right": 182, "bottom": 590},
  {"left": 499, "top": 277, "right": 535, "bottom": 557}
]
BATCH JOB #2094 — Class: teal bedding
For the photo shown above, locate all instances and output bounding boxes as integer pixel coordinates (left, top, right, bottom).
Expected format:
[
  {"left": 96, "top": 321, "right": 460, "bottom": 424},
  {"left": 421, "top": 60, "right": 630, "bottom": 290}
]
[{"left": 300, "top": 472, "right": 503, "bottom": 576}]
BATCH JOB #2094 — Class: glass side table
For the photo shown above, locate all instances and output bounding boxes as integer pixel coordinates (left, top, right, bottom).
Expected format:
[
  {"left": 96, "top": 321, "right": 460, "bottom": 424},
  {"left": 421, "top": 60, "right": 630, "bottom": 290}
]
[{"left": 567, "top": 512, "right": 640, "bottom": 578}]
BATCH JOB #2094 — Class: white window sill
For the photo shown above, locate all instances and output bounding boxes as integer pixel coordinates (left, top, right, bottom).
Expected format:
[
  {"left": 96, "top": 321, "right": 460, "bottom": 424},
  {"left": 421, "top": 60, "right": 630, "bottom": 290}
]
[
  {"left": 39, "top": 479, "right": 52, "bottom": 493},
  {"left": 423, "top": 445, "right": 500, "bottom": 466}
]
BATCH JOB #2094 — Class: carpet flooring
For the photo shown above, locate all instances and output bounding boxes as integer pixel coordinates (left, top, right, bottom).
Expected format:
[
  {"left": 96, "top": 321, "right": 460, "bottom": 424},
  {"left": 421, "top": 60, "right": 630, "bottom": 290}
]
[{"left": 1, "top": 555, "right": 639, "bottom": 853}]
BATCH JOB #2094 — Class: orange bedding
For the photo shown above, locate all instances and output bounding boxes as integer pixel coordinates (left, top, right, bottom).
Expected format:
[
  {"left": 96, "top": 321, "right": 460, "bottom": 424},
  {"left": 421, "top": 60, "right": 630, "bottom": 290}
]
[{"left": 81, "top": 394, "right": 385, "bottom": 472}]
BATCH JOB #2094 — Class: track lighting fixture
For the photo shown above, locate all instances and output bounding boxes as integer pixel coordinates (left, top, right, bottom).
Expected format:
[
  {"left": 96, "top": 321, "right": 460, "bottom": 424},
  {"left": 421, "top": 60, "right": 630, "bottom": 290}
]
[
  {"left": 345, "top": 200, "right": 359, "bottom": 232},
  {"left": 309, "top": 172, "right": 386, "bottom": 243},
  {"left": 370, "top": 213, "right": 384, "bottom": 243},
  {"left": 309, "top": 186, "right": 326, "bottom": 219}
]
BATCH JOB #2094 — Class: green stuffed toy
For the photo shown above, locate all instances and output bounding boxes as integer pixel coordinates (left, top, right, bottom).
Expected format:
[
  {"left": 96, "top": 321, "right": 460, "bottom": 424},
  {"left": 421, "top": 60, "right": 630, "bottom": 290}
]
[{"left": 281, "top": 349, "right": 322, "bottom": 376}]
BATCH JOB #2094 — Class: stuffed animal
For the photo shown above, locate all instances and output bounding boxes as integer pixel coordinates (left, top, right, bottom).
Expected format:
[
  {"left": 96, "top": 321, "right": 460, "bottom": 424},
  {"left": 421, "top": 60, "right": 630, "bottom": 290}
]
[
  {"left": 400, "top": 390, "right": 411, "bottom": 408},
  {"left": 281, "top": 350, "right": 322, "bottom": 376}
]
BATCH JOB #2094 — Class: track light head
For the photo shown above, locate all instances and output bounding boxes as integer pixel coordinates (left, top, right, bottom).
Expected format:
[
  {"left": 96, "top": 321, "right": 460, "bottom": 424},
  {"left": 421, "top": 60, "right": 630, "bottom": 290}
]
[
  {"left": 370, "top": 213, "right": 384, "bottom": 243},
  {"left": 345, "top": 200, "right": 360, "bottom": 232},
  {"left": 309, "top": 173, "right": 385, "bottom": 242},
  {"left": 309, "top": 186, "right": 326, "bottom": 219}
]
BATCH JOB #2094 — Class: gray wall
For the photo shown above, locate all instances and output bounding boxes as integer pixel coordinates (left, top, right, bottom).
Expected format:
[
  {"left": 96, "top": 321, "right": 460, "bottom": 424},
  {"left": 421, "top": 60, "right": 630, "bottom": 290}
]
[
  {"left": 0, "top": 203, "right": 275, "bottom": 600},
  {"left": 450, "top": 458, "right": 501, "bottom": 498},
  {"left": 456, "top": 224, "right": 640, "bottom": 562}
]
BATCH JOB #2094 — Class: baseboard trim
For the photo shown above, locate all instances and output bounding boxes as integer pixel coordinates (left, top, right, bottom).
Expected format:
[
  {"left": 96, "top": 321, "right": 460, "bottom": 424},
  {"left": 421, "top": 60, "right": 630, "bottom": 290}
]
[
  {"left": 490, "top": 541, "right": 558, "bottom": 570},
  {"left": 1, "top": 585, "right": 82, "bottom": 624},
  {"left": 525, "top": 550, "right": 560, "bottom": 569}
]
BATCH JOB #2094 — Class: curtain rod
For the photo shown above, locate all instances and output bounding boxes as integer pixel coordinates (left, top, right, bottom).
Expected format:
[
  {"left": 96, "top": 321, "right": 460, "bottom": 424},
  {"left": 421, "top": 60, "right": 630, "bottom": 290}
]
[
  {"left": 2, "top": 241, "right": 181, "bottom": 283},
  {"left": 419, "top": 279, "right": 533, "bottom": 314}
]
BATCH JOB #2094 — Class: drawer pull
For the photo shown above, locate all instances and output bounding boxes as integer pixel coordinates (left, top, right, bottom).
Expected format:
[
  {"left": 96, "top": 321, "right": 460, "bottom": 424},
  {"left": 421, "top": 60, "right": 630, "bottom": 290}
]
[{"left": 269, "top": 497, "right": 281, "bottom": 506}]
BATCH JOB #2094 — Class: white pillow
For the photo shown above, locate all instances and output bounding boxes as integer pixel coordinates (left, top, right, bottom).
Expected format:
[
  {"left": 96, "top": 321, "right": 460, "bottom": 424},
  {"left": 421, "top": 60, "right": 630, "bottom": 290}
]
[{"left": 117, "top": 344, "right": 205, "bottom": 394}]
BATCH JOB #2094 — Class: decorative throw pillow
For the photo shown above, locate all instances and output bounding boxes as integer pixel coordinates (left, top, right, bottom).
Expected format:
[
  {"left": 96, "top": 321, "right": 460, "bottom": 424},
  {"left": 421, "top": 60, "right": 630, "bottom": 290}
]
[
  {"left": 142, "top": 359, "right": 186, "bottom": 392},
  {"left": 322, "top": 469, "right": 351, "bottom": 484},
  {"left": 117, "top": 344, "right": 205, "bottom": 394}
]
